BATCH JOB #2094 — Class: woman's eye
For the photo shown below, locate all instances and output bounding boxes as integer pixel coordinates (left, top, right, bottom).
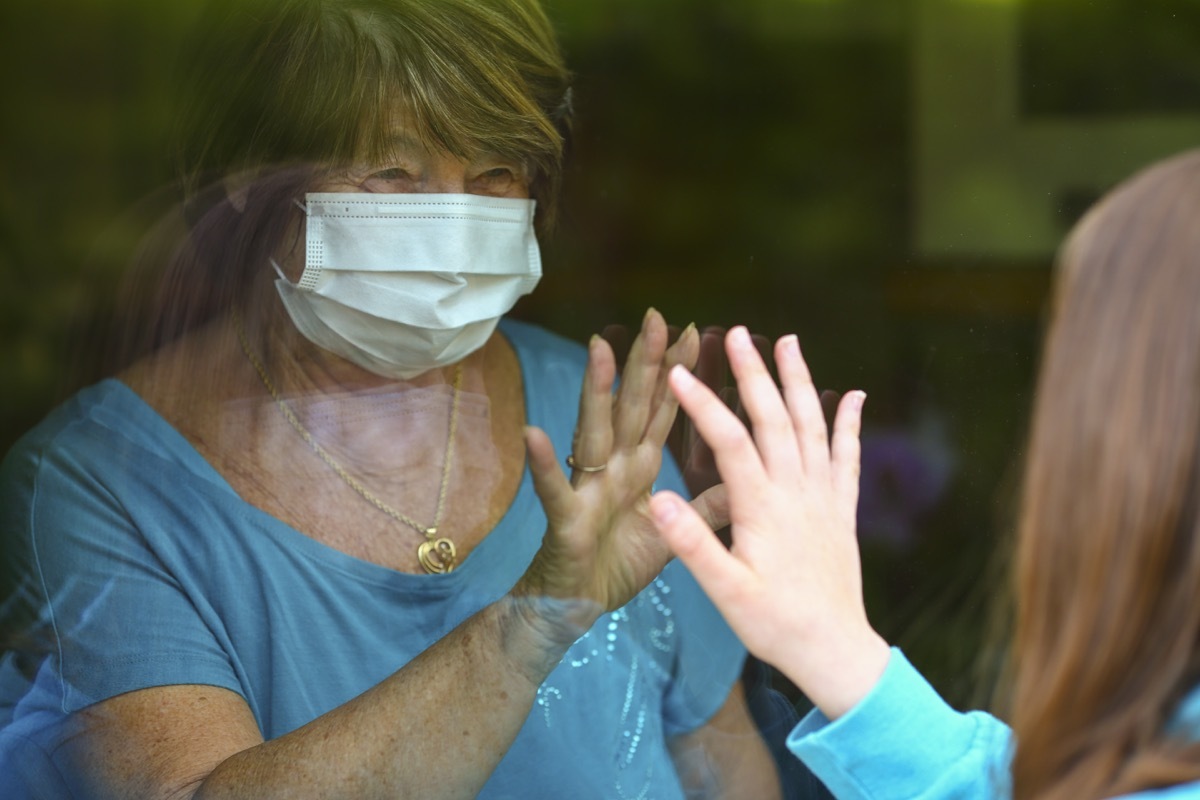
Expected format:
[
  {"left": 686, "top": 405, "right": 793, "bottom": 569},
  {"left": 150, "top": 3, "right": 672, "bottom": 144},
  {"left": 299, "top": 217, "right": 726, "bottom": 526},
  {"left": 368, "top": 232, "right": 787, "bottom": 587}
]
[
  {"left": 377, "top": 167, "right": 410, "bottom": 181},
  {"left": 476, "top": 167, "right": 511, "bottom": 185},
  {"left": 473, "top": 166, "right": 523, "bottom": 194},
  {"left": 362, "top": 167, "right": 414, "bottom": 191}
]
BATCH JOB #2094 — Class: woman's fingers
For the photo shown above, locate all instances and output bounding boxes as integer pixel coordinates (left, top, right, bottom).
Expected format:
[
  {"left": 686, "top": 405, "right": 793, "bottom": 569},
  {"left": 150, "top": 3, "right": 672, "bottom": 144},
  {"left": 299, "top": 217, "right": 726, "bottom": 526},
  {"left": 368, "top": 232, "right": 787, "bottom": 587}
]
[
  {"left": 687, "top": 482, "right": 730, "bottom": 534},
  {"left": 612, "top": 309, "right": 669, "bottom": 449},
  {"left": 570, "top": 335, "right": 616, "bottom": 478},
  {"left": 775, "top": 335, "right": 832, "bottom": 479},
  {"left": 644, "top": 323, "right": 699, "bottom": 446},
  {"left": 600, "top": 323, "right": 631, "bottom": 368},
  {"left": 724, "top": 327, "right": 802, "bottom": 476},
  {"left": 525, "top": 426, "right": 576, "bottom": 524}
]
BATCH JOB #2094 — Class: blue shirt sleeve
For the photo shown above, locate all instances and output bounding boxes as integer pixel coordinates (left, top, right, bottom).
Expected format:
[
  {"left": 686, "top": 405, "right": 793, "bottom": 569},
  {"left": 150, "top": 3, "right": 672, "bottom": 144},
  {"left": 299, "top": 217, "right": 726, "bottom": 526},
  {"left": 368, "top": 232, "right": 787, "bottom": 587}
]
[
  {"left": 786, "top": 649, "right": 1200, "bottom": 800},
  {"left": 787, "top": 648, "right": 1014, "bottom": 800},
  {"left": 1, "top": 410, "right": 243, "bottom": 719}
]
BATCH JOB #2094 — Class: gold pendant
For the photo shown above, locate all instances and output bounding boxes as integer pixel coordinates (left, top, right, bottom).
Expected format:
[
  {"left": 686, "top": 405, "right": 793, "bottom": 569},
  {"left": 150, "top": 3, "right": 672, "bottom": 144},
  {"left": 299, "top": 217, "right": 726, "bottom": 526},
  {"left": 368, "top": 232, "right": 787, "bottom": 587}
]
[{"left": 418, "top": 536, "right": 457, "bottom": 574}]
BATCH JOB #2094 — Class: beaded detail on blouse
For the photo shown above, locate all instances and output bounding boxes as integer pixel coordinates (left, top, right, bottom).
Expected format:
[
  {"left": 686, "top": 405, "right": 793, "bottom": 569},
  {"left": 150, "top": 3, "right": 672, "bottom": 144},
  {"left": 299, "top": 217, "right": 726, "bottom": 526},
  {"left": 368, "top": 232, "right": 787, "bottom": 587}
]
[{"left": 534, "top": 577, "right": 680, "bottom": 798}]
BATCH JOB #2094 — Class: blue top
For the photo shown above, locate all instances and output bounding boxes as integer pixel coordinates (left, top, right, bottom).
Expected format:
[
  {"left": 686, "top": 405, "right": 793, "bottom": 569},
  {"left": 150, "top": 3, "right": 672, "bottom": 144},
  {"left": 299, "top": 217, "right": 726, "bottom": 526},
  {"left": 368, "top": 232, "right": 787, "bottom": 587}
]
[
  {"left": 788, "top": 649, "right": 1200, "bottom": 800},
  {"left": 0, "top": 318, "right": 744, "bottom": 799}
]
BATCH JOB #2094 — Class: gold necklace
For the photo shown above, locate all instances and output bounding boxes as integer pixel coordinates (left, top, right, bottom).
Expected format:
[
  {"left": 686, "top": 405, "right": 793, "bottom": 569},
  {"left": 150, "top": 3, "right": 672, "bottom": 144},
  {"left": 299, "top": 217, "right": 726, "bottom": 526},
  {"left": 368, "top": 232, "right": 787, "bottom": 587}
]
[{"left": 234, "top": 314, "right": 462, "bottom": 574}]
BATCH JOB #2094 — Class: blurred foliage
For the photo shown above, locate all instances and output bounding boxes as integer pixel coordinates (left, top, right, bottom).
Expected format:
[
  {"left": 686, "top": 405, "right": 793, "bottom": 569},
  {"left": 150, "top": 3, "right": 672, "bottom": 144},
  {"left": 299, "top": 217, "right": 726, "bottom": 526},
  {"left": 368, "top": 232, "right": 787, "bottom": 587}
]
[
  {"left": 2, "top": 0, "right": 1195, "bottom": 710},
  {"left": 1021, "top": 0, "right": 1200, "bottom": 115}
]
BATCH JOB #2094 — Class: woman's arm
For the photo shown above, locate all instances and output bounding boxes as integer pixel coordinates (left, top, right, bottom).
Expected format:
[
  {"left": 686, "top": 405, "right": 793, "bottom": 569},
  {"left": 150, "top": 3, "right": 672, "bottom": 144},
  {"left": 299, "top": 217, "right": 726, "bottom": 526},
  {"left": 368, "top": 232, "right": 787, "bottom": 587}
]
[
  {"left": 65, "top": 595, "right": 578, "bottom": 800},
  {"left": 669, "top": 681, "right": 783, "bottom": 800},
  {"left": 47, "top": 311, "right": 730, "bottom": 800}
]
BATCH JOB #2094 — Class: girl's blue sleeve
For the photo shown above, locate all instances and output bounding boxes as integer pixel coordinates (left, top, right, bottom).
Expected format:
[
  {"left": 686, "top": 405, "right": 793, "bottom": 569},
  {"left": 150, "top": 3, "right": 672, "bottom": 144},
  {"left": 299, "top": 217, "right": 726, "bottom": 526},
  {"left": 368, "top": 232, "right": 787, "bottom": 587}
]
[{"left": 787, "top": 649, "right": 1014, "bottom": 800}]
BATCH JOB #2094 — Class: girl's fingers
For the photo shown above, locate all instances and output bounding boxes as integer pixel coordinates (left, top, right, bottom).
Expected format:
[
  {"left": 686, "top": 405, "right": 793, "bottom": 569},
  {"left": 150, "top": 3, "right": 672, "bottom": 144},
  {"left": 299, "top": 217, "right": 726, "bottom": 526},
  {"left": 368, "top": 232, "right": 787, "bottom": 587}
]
[
  {"left": 571, "top": 335, "right": 616, "bottom": 478},
  {"left": 830, "top": 390, "right": 866, "bottom": 519},
  {"left": 668, "top": 365, "right": 767, "bottom": 498},
  {"left": 724, "top": 327, "right": 802, "bottom": 476},
  {"left": 775, "top": 334, "right": 832, "bottom": 479},
  {"left": 650, "top": 490, "right": 754, "bottom": 608},
  {"left": 612, "top": 309, "right": 669, "bottom": 448}
]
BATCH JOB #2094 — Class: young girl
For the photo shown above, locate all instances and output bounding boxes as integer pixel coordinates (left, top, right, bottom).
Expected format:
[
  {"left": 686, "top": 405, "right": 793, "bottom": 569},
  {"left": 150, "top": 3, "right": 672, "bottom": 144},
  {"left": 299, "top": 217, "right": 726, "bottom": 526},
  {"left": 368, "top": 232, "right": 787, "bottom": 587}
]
[{"left": 650, "top": 149, "right": 1200, "bottom": 799}]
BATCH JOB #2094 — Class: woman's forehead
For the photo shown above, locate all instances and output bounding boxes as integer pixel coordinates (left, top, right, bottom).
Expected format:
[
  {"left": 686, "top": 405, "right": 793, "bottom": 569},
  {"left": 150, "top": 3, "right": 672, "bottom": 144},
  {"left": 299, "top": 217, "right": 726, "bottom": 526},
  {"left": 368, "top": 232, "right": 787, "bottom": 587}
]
[
  {"left": 358, "top": 121, "right": 521, "bottom": 167},
  {"left": 355, "top": 105, "right": 460, "bottom": 160}
]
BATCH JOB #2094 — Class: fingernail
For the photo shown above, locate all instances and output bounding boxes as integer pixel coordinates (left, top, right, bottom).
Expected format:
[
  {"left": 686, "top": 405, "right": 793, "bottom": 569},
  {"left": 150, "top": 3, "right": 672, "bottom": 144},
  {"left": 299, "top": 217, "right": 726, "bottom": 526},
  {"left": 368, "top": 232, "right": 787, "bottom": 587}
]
[
  {"left": 782, "top": 334, "right": 800, "bottom": 357},
  {"left": 669, "top": 364, "right": 696, "bottom": 387},
  {"left": 730, "top": 326, "right": 752, "bottom": 350},
  {"left": 650, "top": 495, "right": 679, "bottom": 525},
  {"left": 853, "top": 391, "right": 867, "bottom": 411},
  {"left": 643, "top": 307, "right": 657, "bottom": 327}
]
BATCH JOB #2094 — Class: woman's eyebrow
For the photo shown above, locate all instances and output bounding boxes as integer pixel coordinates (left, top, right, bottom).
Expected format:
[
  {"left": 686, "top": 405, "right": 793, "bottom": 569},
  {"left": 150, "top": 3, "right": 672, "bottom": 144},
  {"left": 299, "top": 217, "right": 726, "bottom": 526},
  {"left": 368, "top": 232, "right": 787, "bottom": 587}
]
[
  {"left": 383, "top": 132, "right": 424, "bottom": 150},
  {"left": 372, "top": 132, "right": 433, "bottom": 162}
]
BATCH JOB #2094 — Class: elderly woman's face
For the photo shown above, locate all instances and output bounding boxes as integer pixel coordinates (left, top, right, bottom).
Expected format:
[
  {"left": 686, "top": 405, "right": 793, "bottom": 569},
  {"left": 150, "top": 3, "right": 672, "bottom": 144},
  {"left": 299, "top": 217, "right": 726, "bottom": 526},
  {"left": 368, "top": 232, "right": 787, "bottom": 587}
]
[
  {"left": 268, "top": 121, "right": 534, "bottom": 282},
  {"left": 319, "top": 127, "right": 532, "bottom": 199}
]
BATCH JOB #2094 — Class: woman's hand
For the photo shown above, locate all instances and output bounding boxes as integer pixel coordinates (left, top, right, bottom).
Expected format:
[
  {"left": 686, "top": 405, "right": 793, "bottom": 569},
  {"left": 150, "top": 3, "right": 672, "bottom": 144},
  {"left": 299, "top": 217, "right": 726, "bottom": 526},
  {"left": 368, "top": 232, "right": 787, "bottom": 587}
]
[
  {"left": 516, "top": 309, "right": 728, "bottom": 631},
  {"left": 648, "top": 327, "right": 890, "bottom": 720}
]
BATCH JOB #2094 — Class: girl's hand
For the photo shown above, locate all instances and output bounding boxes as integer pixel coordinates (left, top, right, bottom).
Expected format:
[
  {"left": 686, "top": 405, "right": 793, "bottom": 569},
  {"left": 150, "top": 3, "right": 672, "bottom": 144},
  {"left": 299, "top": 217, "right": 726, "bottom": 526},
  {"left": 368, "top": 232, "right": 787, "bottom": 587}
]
[{"left": 649, "top": 327, "right": 890, "bottom": 719}]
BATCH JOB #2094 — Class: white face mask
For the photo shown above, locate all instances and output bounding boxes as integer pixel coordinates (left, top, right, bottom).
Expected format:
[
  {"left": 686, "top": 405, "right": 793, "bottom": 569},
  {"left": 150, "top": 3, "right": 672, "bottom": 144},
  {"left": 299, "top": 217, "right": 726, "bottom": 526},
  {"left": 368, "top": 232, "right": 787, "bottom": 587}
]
[{"left": 273, "top": 192, "right": 541, "bottom": 379}]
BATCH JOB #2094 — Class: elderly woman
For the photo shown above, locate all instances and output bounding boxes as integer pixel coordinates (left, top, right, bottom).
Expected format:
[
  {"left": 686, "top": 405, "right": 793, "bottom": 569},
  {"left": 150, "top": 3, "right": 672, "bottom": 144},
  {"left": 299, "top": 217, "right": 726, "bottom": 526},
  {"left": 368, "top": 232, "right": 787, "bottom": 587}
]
[{"left": 0, "top": 1, "right": 782, "bottom": 797}]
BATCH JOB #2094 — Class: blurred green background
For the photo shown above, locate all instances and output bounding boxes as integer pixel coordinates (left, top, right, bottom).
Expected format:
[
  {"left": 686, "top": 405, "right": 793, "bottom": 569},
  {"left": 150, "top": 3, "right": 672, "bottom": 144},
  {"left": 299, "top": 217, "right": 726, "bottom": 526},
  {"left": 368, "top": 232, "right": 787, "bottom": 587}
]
[{"left": 2, "top": 0, "right": 1199, "bottom": 708}]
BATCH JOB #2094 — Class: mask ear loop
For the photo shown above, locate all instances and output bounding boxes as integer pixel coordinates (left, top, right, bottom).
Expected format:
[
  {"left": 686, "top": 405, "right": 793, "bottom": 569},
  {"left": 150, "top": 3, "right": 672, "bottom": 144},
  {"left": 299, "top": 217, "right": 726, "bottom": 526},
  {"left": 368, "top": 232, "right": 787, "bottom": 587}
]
[
  {"left": 272, "top": 196, "right": 316, "bottom": 287},
  {"left": 270, "top": 258, "right": 290, "bottom": 282}
]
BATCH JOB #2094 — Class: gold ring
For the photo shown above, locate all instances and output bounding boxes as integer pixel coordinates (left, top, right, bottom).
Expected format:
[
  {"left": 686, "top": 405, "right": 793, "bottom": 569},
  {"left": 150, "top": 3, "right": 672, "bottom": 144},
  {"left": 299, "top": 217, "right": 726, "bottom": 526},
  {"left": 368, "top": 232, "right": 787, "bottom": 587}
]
[{"left": 566, "top": 454, "right": 607, "bottom": 473}]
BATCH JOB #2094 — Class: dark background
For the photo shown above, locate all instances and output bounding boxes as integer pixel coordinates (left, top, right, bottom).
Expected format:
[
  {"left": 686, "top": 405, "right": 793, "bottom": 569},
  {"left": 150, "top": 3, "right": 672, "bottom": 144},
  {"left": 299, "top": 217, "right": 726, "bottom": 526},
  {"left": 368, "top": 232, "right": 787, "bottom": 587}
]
[{"left": 2, "top": 0, "right": 1197, "bottom": 708}]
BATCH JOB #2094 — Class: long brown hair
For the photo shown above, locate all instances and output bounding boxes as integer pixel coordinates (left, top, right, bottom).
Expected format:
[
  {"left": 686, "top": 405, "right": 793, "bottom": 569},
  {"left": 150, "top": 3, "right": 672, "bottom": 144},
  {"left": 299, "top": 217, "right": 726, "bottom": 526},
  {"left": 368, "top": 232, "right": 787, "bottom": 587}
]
[{"left": 1009, "top": 149, "right": 1200, "bottom": 798}]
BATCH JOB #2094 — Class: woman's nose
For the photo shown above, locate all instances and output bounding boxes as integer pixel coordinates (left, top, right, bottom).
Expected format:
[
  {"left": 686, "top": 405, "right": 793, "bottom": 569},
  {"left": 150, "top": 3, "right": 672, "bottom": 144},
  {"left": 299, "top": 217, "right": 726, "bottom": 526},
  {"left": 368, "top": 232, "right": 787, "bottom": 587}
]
[{"left": 423, "top": 159, "right": 471, "bottom": 194}]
